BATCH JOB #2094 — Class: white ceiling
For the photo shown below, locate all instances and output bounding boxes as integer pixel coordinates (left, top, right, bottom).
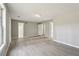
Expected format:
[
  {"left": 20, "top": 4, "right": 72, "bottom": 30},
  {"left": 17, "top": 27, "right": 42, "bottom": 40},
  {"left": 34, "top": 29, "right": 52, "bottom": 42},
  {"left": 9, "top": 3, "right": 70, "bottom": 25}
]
[{"left": 7, "top": 3, "right": 79, "bottom": 22}]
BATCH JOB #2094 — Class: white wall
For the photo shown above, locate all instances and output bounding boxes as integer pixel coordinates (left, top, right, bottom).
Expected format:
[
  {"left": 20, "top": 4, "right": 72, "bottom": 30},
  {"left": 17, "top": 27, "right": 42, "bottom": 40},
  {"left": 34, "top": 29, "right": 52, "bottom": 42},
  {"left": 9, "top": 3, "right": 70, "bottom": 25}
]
[
  {"left": 53, "top": 10, "right": 79, "bottom": 48},
  {"left": 0, "top": 4, "right": 11, "bottom": 56}
]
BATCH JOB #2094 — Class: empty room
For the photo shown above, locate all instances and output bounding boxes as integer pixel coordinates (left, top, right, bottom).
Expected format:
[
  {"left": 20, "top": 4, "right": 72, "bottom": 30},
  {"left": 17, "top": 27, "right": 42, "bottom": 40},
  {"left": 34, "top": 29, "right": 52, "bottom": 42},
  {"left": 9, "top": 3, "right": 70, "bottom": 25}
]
[{"left": 0, "top": 3, "right": 79, "bottom": 56}]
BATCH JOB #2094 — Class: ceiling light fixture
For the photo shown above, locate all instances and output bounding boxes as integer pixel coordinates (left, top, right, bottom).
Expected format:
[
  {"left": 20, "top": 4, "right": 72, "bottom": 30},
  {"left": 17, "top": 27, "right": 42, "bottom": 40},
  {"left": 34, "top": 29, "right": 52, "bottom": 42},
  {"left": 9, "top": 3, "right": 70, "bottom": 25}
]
[{"left": 35, "top": 14, "right": 40, "bottom": 17}]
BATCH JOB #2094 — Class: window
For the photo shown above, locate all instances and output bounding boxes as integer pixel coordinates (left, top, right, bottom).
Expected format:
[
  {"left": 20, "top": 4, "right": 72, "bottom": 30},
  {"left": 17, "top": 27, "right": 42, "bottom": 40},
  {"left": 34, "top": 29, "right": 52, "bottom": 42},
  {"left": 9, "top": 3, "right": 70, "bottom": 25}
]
[
  {"left": 0, "top": 4, "right": 5, "bottom": 47},
  {"left": 50, "top": 22, "right": 53, "bottom": 38},
  {"left": 18, "top": 22, "right": 24, "bottom": 38},
  {"left": 0, "top": 7, "right": 3, "bottom": 46},
  {"left": 38, "top": 23, "right": 43, "bottom": 35}
]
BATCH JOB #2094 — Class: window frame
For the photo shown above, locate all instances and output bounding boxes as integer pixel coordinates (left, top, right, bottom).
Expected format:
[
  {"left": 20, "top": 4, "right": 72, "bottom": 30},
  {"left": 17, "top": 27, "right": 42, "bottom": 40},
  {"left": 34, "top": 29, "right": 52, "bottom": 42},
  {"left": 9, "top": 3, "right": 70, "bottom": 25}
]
[{"left": 0, "top": 3, "right": 6, "bottom": 49}]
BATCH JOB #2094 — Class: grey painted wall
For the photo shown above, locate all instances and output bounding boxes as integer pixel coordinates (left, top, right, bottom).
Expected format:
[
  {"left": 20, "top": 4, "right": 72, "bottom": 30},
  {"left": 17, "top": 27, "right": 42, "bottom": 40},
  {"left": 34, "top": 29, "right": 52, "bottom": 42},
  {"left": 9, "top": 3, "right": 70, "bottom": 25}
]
[
  {"left": 43, "top": 21, "right": 51, "bottom": 38},
  {"left": 11, "top": 20, "right": 38, "bottom": 39},
  {"left": 11, "top": 20, "right": 18, "bottom": 39},
  {"left": 40, "top": 20, "right": 53, "bottom": 39},
  {"left": 24, "top": 22, "right": 38, "bottom": 38}
]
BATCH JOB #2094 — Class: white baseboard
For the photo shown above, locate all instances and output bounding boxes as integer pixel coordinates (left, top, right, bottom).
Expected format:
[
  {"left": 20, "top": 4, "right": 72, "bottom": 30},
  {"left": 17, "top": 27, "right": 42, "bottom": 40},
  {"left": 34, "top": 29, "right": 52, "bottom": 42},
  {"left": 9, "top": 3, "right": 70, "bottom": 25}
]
[
  {"left": 12, "top": 35, "right": 40, "bottom": 40},
  {"left": 54, "top": 40, "right": 79, "bottom": 49}
]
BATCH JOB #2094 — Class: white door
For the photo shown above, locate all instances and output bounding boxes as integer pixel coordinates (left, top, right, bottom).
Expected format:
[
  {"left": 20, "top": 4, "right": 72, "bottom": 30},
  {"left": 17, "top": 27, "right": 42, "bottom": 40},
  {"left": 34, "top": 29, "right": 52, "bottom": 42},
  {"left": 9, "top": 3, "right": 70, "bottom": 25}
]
[{"left": 38, "top": 24, "right": 43, "bottom": 35}]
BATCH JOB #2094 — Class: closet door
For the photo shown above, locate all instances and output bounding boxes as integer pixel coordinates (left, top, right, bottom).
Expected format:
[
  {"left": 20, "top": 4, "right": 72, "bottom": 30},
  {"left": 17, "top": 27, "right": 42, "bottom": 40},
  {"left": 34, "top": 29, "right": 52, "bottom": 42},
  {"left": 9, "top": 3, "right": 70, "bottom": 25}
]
[{"left": 38, "top": 24, "right": 43, "bottom": 35}]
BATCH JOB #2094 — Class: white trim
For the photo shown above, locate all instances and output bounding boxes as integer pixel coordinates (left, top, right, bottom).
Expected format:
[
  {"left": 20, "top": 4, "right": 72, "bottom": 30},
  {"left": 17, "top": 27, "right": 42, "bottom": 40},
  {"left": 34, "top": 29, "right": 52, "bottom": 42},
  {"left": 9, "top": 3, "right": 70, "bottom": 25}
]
[
  {"left": 0, "top": 3, "right": 6, "bottom": 56},
  {"left": 0, "top": 3, "right": 6, "bottom": 47},
  {"left": 54, "top": 40, "right": 79, "bottom": 49},
  {"left": 0, "top": 3, "right": 6, "bottom": 9}
]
